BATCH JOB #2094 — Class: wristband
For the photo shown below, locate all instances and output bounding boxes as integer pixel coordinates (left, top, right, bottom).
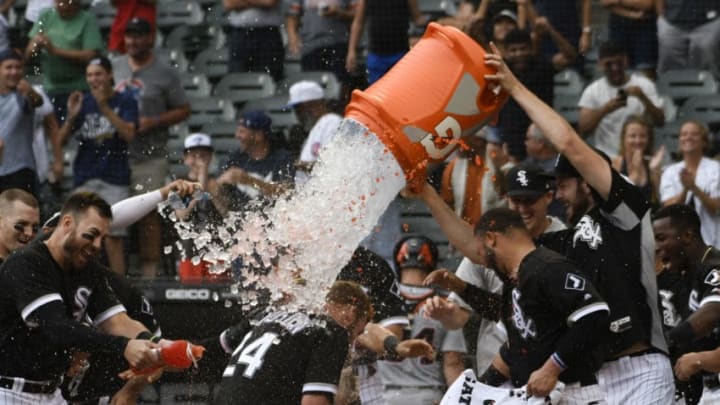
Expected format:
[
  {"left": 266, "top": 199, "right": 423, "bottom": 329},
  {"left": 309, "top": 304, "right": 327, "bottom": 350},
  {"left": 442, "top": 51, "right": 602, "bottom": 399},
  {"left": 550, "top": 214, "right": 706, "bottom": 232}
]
[
  {"left": 383, "top": 335, "right": 401, "bottom": 360},
  {"left": 137, "top": 331, "right": 153, "bottom": 340}
]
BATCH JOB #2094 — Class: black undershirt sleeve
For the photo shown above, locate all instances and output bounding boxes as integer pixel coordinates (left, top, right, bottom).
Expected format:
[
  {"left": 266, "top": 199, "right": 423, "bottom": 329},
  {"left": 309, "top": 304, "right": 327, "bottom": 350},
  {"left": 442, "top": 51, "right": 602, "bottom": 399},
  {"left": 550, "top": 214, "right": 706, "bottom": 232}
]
[
  {"left": 29, "top": 302, "right": 129, "bottom": 355},
  {"left": 459, "top": 283, "right": 503, "bottom": 321},
  {"left": 553, "top": 310, "right": 609, "bottom": 370}
]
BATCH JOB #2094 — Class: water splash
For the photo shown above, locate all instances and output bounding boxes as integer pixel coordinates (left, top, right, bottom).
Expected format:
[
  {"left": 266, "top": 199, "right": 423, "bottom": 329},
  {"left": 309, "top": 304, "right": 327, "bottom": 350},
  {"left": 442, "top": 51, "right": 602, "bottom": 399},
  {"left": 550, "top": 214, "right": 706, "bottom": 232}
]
[{"left": 168, "top": 119, "right": 406, "bottom": 312}]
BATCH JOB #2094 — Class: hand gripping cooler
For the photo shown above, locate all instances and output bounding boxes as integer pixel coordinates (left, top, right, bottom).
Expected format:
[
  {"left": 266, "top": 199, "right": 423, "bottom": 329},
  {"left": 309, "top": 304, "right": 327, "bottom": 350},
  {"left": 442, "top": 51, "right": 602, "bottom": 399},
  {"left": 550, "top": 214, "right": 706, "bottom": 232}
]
[{"left": 344, "top": 22, "right": 509, "bottom": 190}]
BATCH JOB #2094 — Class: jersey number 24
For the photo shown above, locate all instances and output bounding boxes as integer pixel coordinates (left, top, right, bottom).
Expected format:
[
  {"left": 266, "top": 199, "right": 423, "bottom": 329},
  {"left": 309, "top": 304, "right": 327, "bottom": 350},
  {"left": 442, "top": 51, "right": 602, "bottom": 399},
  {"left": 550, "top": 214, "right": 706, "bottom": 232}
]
[{"left": 223, "top": 332, "right": 278, "bottom": 379}]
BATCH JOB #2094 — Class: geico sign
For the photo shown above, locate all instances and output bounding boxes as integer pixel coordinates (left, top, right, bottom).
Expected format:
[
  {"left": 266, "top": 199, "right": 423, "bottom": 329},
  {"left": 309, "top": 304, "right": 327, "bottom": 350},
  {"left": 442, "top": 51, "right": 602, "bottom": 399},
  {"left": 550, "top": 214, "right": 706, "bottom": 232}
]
[{"left": 165, "top": 288, "right": 211, "bottom": 300}]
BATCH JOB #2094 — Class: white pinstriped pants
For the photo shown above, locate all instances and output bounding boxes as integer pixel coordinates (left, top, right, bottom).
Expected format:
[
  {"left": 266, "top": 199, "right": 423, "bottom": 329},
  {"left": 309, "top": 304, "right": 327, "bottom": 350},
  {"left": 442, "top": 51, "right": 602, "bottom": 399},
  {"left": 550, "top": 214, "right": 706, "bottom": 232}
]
[
  {"left": 359, "top": 372, "right": 385, "bottom": 405},
  {"left": 0, "top": 387, "right": 66, "bottom": 405},
  {"left": 597, "top": 353, "right": 674, "bottom": 405},
  {"left": 563, "top": 383, "right": 607, "bottom": 404}
]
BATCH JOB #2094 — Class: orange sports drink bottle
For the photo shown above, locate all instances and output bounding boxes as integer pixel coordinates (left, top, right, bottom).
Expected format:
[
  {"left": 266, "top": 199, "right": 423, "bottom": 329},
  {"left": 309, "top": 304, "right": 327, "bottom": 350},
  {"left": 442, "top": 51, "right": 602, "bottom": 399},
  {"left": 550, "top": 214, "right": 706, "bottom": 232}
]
[
  {"left": 345, "top": 22, "right": 508, "bottom": 191},
  {"left": 133, "top": 340, "right": 205, "bottom": 374}
]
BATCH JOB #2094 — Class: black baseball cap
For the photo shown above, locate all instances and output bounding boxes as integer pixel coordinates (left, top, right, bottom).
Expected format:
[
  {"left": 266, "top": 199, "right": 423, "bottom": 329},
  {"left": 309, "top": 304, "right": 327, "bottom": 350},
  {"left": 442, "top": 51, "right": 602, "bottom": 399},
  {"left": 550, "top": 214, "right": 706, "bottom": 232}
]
[
  {"left": 553, "top": 148, "right": 611, "bottom": 179},
  {"left": 506, "top": 164, "right": 553, "bottom": 198},
  {"left": 125, "top": 17, "right": 152, "bottom": 36}
]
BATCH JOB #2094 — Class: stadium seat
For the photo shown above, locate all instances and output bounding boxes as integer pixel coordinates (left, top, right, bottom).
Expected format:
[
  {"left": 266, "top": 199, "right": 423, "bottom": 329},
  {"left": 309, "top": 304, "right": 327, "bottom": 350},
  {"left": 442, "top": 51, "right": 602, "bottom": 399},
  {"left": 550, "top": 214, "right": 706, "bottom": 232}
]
[
  {"left": 191, "top": 49, "right": 229, "bottom": 82},
  {"left": 155, "top": 48, "right": 189, "bottom": 71},
  {"left": 90, "top": 1, "right": 116, "bottom": 29},
  {"left": 201, "top": 121, "right": 238, "bottom": 139},
  {"left": 157, "top": 1, "right": 205, "bottom": 30},
  {"left": 212, "top": 137, "right": 238, "bottom": 154},
  {"left": 278, "top": 71, "right": 341, "bottom": 100},
  {"left": 166, "top": 25, "right": 226, "bottom": 60},
  {"left": 179, "top": 72, "right": 212, "bottom": 98},
  {"left": 654, "top": 121, "right": 682, "bottom": 157},
  {"left": 418, "top": 0, "right": 457, "bottom": 18},
  {"left": 243, "top": 95, "right": 298, "bottom": 129},
  {"left": 678, "top": 95, "right": 720, "bottom": 130},
  {"left": 205, "top": 3, "right": 228, "bottom": 26},
  {"left": 284, "top": 55, "right": 302, "bottom": 75},
  {"left": 657, "top": 69, "right": 719, "bottom": 104},
  {"left": 213, "top": 72, "right": 277, "bottom": 106},
  {"left": 187, "top": 96, "right": 237, "bottom": 129},
  {"left": 553, "top": 94, "right": 581, "bottom": 128},
  {"left": 553, "top": 69, "right": 585, "bottom": 97}
]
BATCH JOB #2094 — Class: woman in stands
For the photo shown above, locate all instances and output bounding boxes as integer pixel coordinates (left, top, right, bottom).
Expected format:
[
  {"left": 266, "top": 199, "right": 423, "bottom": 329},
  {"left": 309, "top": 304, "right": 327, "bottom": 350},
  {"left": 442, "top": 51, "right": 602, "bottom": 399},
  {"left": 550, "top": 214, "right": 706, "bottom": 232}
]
[
  {"left": 659, "top": 120, "right": 720, "bottom": 249},
  {"left": 57, "top": 56, "right": 139, "bottom": 275},
  {"left": 611, "top": 114, "right": 664, "bottom": 205}
]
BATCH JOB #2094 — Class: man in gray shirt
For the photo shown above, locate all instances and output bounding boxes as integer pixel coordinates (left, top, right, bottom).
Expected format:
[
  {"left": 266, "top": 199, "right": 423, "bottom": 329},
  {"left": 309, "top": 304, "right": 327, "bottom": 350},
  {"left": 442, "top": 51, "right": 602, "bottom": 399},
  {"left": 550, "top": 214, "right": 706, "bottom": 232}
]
[
  {"left": 112, "top": 17, "right": 190, "bottom": 277},
  {"left": 658, "top": 0, "right": 720, "bottom": 78},
  {"left": 224, "top": 0, "right": 285, "bottom": 82},
  {"left": 0, "top": 49, "right": 43, "bottom": 196},
  {"left": 286, "top": 0, "right": 356, "bottom": 102}
]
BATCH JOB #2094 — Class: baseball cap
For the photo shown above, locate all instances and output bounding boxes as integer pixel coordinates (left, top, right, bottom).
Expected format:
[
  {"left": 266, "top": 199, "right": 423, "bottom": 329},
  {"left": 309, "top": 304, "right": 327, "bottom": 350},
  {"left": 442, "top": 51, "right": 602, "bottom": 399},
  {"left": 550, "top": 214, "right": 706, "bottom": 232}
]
[
  {"left": 184, "top": 133, "right": 213, "bottom": 151},
  {"left": 287, "top": 81, "right": 324, "bottom": 107},
  {"left": 553, "top": 149, "right": 611, "bottom": 179},
  {"left": 239, "top": 110, "right": 272, "bottom": 134},
  {"left": 125, "top": 17, "right": 152, "bottom": 35},
  {"left": 506, "top": 164, "right": 553, "bottom": 198},
  {"left": 493, "top": 9, "right": 518, "bottom": 23}
]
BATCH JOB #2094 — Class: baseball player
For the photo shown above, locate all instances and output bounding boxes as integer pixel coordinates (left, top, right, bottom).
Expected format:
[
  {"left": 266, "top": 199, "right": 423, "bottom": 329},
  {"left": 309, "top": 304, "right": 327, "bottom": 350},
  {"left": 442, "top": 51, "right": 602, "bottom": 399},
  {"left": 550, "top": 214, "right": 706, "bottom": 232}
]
[
  {"left": 653, "top": 205, "right": 720, "bottom": 404},
  {"left": 0, "top": 192, "right": 160, "bottom": 403},
  {"left": 426, "top": 208, "right": 609, "bottom": 403},
  {"left": 378, "top": 235, "right": 466, "bottom": 405},
  {"left": 484, "top": 42, "right": 673, "bottom": 403},
  {"left": 336, "top": 247, "right": 410, "bottom": 405},
  {"left": 406, "top": 163, "right": 568, "bottom": 373},
  {"left": 214, "top": 281, "right": 433, "bottom": 405}
]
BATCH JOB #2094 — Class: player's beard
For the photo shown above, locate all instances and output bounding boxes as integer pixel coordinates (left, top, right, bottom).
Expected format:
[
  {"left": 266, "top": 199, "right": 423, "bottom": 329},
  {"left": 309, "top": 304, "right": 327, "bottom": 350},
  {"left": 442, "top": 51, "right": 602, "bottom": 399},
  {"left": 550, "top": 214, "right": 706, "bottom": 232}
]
[
  {"left": 567, "top": 192, "right": 592, "bottom": 226},
  {"left": 62, "top": 230, "right": 95, "bottom": 270}
]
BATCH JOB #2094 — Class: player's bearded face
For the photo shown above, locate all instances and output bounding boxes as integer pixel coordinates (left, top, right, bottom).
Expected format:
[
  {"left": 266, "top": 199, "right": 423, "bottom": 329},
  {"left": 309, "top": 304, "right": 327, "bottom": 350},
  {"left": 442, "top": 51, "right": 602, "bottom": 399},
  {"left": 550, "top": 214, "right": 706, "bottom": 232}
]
[
  {"left": 62, "top": 210, "right": 108, "bottom": 269},
  {"left": 476, "top": 235, "right": 499, "bottom": 272},
  {"left": 556, "top": 177, "right": 591, "bottom": 225}
]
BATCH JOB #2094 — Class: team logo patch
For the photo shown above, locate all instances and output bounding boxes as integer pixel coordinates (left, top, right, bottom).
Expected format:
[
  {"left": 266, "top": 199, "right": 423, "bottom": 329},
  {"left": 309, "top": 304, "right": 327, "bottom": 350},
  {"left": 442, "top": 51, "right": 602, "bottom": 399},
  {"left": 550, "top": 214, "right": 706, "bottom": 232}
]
[
  {"left": 572, "top": 216, "right": 603, "bottom": 249},
  {"left": 516, "top": 170, "right": 529, "bottom": 187},
  {"left": 705, "top": 269, "right": 720, "bottom": 286},
  {"left": 564, "top": 273, "right": 586, "bottom": 291}
]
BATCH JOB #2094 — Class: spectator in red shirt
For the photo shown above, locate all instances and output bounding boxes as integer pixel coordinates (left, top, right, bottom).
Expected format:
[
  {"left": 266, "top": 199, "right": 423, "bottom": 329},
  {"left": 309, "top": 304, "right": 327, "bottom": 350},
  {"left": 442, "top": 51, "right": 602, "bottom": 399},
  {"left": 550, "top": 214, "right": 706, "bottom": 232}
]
[{"left": 108, "top": 0, "right": 157, "bottom": 55}]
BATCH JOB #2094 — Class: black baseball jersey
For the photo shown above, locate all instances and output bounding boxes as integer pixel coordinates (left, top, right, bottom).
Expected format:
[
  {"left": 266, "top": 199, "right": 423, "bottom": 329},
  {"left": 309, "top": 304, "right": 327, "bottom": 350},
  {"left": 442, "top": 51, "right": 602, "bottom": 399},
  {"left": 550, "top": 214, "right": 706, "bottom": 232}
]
[
  {"left": 539, "top": 169, "right": 667, "bottom": 357},
  {"left": 500, "top": 247, "right": 609, "bottom": 387},
  {"left": 686, "top": 247, "right": 720, "bottom": 352},
  {"left": 60, "top": 267, "right": 160, "bottom": 402},
  {"left": 214, "top": 311, "right": 348, "bottom": 405},
  {"left": 657, "top": 269, "right": 692, "bottom": 337},
  {"left": 0, "top": 240, "right": 128, "bottom": 382}
]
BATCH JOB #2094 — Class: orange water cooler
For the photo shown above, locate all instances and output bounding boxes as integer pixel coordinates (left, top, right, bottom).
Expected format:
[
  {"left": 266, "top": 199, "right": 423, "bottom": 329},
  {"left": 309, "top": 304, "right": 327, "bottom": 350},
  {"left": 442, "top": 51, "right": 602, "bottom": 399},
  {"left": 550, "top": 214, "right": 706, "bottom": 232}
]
[{"left": 345, "top": 22, "right": 509, "bottom": 189}]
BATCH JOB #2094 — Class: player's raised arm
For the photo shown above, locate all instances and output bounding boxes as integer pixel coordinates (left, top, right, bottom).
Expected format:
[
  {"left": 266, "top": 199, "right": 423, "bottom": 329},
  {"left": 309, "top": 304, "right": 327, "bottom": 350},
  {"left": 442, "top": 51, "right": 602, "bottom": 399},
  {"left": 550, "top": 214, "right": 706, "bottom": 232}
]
[{"left": 483, "top": 42, "right": 613, "bottom": 200}]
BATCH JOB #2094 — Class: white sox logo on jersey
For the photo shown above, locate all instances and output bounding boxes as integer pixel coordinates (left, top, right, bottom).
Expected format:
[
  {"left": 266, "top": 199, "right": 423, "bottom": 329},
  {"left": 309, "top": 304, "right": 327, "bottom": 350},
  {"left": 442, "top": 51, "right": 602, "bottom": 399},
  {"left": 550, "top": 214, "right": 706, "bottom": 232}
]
[
  {"left": 516, "top": 170, "right": 529, "bottom": 187},
  {"left": 511, "top": 289, "right": 537, "bottom": 339},
  {"left": 73, "top": 286, "right": 92, "bottom": 323},
  {"left": 572, "top": 216, "right": 603, "bottom": 249},
  {"left": 689, "top": 290, "right": 700, "bottom": 312},
  {"left": 705, "top": 269, "right": 720, "bottom": 286},
  {"left": 659, "top": 290, "right": 681, "bottom": 328}
]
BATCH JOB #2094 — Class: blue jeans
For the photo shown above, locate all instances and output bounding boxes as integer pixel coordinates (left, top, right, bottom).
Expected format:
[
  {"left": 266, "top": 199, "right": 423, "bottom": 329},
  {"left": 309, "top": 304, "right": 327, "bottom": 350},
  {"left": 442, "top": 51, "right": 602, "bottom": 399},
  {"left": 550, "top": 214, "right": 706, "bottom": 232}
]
[
  {"left": 366, "top": 52, "right": 405, "bottom": 85},
  {"left": 228, "top": 26, "right": 285, "bottom": 82}
]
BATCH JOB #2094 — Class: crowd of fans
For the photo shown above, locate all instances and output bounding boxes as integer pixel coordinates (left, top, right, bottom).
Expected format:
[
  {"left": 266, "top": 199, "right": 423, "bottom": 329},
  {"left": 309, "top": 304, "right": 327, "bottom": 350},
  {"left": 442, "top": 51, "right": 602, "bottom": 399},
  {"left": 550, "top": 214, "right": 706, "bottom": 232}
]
[{"left": 0, "top": 0, "right": 719, "bottom": 404}]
